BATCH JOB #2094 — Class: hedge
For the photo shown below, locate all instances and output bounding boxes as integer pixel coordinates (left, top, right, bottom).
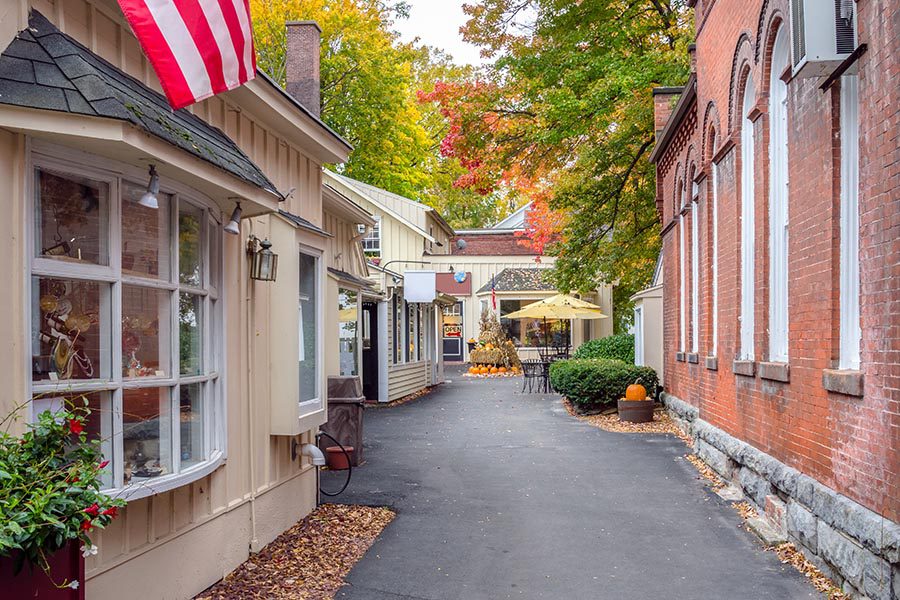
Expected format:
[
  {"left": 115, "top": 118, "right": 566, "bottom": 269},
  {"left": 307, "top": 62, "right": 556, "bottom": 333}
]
[
  {"left": 549, "top": 358, "right": 658, "bottom": 412},
  {"left": 573, "top": 334, "right": 635, "bottom": 363}
]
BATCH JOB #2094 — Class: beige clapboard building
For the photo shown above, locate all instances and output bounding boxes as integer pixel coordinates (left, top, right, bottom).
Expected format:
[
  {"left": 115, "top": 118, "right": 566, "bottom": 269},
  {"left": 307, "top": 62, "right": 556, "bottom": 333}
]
[{"left": 0, "top": 3, "right": 375, "bottom": 598}]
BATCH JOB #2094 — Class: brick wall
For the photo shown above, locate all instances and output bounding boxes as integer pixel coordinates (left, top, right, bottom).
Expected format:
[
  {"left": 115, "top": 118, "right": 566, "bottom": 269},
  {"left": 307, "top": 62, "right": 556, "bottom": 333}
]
[{"left": 654, "top": 0, "right": 899, "bottom": 522}]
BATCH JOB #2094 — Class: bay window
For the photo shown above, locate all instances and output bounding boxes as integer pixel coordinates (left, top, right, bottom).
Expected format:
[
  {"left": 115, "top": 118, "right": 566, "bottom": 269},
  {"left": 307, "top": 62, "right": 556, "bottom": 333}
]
[{"left": 29, "top": 150, "right": 224, "bottom": 499}]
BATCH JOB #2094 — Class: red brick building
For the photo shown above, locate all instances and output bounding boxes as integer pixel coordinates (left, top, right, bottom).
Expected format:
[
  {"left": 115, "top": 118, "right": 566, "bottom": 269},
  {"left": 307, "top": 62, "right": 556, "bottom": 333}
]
[{"left": 651, "top": 0, "right": 899, "bottom": 596}]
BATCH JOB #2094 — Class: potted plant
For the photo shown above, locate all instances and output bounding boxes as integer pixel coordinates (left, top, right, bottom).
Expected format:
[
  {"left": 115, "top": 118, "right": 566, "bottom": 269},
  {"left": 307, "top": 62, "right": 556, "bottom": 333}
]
[
  {"left": 0, "top": 399, "right": 124, "bottom": 597},
  {"left": 617, "top": 379, "right": 655, "bottom": 423}
]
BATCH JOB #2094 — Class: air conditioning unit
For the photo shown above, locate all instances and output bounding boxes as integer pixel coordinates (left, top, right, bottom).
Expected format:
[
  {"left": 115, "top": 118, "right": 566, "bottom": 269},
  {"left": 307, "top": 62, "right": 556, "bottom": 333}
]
[{"left": 790, "top": 0, "right": 857, "bottom": 78}]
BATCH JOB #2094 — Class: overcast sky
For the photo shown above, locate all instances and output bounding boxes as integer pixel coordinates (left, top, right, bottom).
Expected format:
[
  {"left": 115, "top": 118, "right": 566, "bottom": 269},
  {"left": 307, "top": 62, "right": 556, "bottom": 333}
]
[{"left": 393, "top": 1, "right": 484, "bottom": 66}]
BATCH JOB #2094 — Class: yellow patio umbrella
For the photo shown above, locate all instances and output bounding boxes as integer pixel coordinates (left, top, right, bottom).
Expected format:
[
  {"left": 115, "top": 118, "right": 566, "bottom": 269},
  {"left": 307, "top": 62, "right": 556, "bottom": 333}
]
[
  {"left": 502, "top": 294, "right": 607, "bottom": 350},
  {"left": 339, "top": 307, "right": 358, "bottom": 322}
]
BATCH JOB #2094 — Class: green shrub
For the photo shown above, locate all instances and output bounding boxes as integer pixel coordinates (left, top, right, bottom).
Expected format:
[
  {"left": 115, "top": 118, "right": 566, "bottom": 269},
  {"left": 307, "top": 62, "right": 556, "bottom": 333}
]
[
  {"left": 573, "top": 334, "right": 635, "bottom": 363},
  {"left": 550, "top": 358, "right": 658, "bottom": 412}
]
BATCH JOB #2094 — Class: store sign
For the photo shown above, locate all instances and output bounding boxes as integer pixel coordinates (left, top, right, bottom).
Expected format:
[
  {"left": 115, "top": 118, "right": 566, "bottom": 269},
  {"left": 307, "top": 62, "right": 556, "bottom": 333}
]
[
  {"left": 443, "top": 324, "right": 462, "bottom": 338},
  {"left": 404, "top": 270, "right": 437, "bottom": 303}
]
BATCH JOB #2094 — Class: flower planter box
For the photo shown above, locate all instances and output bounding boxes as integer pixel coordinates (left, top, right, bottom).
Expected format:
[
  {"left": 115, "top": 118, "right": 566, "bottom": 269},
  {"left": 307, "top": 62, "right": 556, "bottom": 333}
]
[
  {"left": 0, "top": 541, "right": 85, "bottom": 599},
  {"left": 617, "top": 399, "right": 655, "bottom": 423}
]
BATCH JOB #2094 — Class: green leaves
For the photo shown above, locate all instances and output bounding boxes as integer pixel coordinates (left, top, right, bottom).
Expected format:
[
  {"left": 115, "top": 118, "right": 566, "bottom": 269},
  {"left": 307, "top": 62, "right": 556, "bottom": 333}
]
[
  {"left": 549, "top": 358, "right": 659, "bottom": 411},
  {"left": 0, "top": 400, "right": 124, "bottom": 568}
]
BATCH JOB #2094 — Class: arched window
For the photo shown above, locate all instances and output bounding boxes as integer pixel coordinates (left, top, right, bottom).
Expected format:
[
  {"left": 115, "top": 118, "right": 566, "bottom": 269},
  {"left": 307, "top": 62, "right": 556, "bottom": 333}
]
[
  {"left": 768, "top": 26, "right": 790, "bottom": 363},
  {"left": 690, "top": 168, "right": 699, "bottom": 355},
  {"left": 678, "top": 177, "right": 687, "bottom": 354},
  {"left": 709, "top": 130, "right": 719, "bottom": 357},
  {"left": 740, "top": 72, "right": 756, "bottom": 360}
]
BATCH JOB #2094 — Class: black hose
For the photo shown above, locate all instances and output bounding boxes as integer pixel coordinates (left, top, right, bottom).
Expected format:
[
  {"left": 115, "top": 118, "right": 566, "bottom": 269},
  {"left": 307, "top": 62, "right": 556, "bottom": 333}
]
[{"left": 316, "top": 431, "right": 352, "bottom": 498}]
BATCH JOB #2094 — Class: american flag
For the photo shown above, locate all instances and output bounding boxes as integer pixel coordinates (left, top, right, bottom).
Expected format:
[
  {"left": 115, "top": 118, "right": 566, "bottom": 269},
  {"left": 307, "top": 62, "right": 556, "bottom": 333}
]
[
  {"left": 491, "top": 274, "right": 497, "bottom": 310},
  {"left": 117, "top": 0, "right": 256, "bottom": 110}
]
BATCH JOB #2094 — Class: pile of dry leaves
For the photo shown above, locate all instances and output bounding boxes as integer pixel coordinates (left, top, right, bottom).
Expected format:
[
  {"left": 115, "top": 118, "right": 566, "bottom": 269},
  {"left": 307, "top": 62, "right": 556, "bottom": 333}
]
[
  {"left": 367, "top": 387, "right": 433, "bottom": 409},
  {"left": 563, "top": 399, "right": 693, "bottom": 444},
  {"left": 684, "top": 453, "right": 727, "bottom": 492},
  {"left": 196, "top": 504, "right": 394, "bottom": 600},
  {"left": 771, "top": 543, "right": 850, "bottom": 600}
]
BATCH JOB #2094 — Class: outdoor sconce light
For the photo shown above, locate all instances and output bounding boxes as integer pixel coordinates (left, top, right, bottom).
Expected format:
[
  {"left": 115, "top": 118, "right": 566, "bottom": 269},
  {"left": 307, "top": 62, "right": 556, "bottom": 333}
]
[
  {"left": 247, "top": 235, "right": 278, "bottom": 282},
  {"left": 224, "top": 201, "right": 242, "bottom": 235},
  {"left": 139, "top": 165, "right": 160, "bottom": 209}
]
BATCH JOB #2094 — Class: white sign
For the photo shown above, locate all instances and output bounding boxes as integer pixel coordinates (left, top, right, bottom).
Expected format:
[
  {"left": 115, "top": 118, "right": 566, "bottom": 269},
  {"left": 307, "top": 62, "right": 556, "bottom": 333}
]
[{"left": 404, "top": 270, "right": 437, "bottom": 303}]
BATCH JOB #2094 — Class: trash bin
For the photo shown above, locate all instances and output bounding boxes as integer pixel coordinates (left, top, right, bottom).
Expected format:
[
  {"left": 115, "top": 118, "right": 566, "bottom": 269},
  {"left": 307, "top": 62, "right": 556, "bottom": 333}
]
[{"left": 320, "top": 376, "right": 365, "bottom": 467}]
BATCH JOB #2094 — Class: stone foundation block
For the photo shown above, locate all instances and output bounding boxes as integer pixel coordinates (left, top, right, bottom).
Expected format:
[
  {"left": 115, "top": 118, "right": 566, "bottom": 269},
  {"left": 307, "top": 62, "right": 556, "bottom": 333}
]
[
  {"left": 818, "top": 521, "right": 866, "bottom": 590},
  {"left": 696, "top": 438, "right": 732, "bottom": 478},
  {"left": 786, "top": 500, "right": 818, "bottom": 554},
  {"left": 738, "top": 467, "right": 774, "bottom": 508},
  {"left": 862, "top": 553, "right": 893, "bottom": 600}
]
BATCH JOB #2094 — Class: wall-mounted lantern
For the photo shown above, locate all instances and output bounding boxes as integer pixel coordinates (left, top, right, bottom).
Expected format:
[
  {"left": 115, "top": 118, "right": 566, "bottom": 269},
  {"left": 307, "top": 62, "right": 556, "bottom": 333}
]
[{"left": 247, "top": 235, "right": 278, "bottom": 282}]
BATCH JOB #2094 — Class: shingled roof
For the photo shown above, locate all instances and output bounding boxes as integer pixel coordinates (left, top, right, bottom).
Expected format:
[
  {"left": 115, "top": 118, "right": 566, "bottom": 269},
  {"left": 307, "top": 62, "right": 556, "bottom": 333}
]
[
  {"left": 477, "top": 268, "right": 557, "bottom": 294},
  {"left": 0, "top": 11, "right": 279, "bottom": 197}
]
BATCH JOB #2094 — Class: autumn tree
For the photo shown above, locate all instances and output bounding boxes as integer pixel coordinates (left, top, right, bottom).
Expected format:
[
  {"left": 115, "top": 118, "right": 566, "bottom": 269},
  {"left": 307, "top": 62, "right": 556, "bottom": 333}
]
[{"left": 423, "top": 0, "right": 692, "bottom": 330}]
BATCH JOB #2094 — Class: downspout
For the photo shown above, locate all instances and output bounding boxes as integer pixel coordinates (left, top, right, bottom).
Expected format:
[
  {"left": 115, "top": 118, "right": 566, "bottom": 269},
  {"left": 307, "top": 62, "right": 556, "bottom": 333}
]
[{"left": 244, "top": 222, "right": 259, "bottom": 552}]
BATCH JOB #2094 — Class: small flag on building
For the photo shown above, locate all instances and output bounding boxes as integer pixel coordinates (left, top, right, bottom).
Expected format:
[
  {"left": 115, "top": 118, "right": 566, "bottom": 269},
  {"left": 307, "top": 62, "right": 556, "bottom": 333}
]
[{"left": 117, "top": 0, "right": 256, "bottom": 110}]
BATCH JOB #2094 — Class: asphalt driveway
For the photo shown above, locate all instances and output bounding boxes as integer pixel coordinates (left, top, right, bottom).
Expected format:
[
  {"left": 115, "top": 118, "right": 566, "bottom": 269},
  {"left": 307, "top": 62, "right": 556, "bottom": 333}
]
[{"left": 323, "top": 367, "right": 819, "bottom": 600}]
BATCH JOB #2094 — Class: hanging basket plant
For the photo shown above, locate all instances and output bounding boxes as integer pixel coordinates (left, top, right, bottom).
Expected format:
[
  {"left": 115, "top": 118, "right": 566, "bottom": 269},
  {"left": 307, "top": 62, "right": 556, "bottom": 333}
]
[{"left": 0, "top": 399, "right": 124, "bottom": 593}]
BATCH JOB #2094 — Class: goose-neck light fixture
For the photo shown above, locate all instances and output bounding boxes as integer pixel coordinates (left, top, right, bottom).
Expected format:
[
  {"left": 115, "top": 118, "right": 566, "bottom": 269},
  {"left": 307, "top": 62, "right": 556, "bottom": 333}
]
[
  {"left": 139, "top": 165, "right": 160, "bottom": 209},
  {"left": 224, "top": 202, "right": 242, "bottom": 235}
]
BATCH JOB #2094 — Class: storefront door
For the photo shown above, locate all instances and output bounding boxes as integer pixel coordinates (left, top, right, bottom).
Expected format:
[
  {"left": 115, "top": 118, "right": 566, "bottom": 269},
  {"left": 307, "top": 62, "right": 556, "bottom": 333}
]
[{"left": 441, "top": 302, "right": 464, "bottom": 362}]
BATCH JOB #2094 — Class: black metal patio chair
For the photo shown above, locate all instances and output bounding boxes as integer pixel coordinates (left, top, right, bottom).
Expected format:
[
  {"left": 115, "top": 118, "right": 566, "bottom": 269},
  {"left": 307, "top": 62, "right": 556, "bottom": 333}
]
[{"left": 520, "top": 359, "right": 546, "bottom": 393}]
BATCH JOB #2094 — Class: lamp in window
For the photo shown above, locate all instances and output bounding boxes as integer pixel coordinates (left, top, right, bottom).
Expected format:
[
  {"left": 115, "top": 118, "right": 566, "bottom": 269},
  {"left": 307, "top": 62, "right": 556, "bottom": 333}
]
[
  {"left": 139, "top": 165, "right": 160, "bottom": 209},
  {"left": 247, "top": 235, "right": 278, "bottom": 282},
  {"left": 224, "top": 201, "right": 242, "bottom": 235}
]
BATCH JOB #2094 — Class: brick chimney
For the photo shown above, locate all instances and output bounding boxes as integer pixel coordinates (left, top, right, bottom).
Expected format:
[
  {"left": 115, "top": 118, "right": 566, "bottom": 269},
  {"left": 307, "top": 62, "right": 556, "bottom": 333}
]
[
  {"left": 285, "top": 21, "right": 321, "bottom": 117},
  {"left": 652, "top": 87, "right": 683, "bottom": 135}
]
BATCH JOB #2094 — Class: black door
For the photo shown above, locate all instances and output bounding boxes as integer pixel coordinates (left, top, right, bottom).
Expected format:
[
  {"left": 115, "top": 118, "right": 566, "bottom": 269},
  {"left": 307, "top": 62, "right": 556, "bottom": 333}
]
[
  {"left": 361, "top": 301, "right": 379, "bottom": 401},
  {"left": 441, "top": 301, "right": 464, "bottom": 362}
]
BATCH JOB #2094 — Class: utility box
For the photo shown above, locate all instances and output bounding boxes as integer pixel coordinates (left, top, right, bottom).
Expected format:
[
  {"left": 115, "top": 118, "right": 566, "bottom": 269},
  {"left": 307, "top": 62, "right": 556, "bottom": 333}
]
[{"left": 320, "top": 376, "right": 365, "bottom": 466}]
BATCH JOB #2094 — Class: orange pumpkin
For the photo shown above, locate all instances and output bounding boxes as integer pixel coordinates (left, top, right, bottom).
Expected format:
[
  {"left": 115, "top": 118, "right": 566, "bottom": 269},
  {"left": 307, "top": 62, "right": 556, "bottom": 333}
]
[
  {"left": 625, "top": 381, "right": 647, "bottom": 401},
  {"left": 490, "top": 367, "right": 499, "bottom": 374},
  {"left": 479, "top": 366, "right": 489, "bottom": 374},
  {"left": 499, "top": 367, "right": 508, "bottom": 373},
  {"left": 468, "top": 366, "right": 478, "bottom": 375}
]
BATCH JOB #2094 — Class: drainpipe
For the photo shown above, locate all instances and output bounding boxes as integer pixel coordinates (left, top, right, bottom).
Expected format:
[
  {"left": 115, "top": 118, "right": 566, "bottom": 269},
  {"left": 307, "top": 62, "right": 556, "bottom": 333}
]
[{"left": 245, "top": 222, "right": 259, "bottom": 553}]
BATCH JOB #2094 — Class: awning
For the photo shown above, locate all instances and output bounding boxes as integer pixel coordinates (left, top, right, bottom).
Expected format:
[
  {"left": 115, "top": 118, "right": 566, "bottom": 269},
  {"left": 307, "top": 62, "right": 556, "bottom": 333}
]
[
  {"left": 476, "top": 268, "right": 557, "bottom": 294},
  {"left": 328, "top": 267, "right": 374, "bottom": 289},
  {"left": 0, "top": 11, "right": 281, "bottom": 216}
]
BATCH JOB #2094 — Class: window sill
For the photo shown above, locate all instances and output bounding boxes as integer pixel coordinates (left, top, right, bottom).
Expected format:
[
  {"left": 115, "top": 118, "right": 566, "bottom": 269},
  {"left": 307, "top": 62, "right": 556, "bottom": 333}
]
[
  {"left": 759, "top": 361, "right": 790, "bottom": 383},
  {"left": 705, "top": 356, "right": 718, "bottom": 370},
  {"left": 116, "top": 452, "right": 226, "bottom": 502},
  {"left": 298, "top": 407, "right": 327, "bottom": 434},
  {"left": 732, "top": 360, "right": 756, "bottom": 377},
  {"left": 676, "top": 352, "right": 686, "bottom": 362},
  {"left": 822, "top": 369, "right": 864, "bottom": 397},
  {"left": 687, "top": 353, "right": 700, "bottom": 364}
]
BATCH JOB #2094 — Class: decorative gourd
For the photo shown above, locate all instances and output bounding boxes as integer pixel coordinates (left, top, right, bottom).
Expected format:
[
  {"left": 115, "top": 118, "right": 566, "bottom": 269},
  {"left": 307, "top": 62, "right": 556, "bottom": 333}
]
[{"left": 625, "top": 380, "right": 647, "bottom": 401}]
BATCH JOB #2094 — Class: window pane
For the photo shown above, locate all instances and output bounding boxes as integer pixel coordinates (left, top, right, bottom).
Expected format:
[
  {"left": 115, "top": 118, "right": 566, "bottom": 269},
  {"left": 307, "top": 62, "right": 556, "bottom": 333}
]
[
  {"left": 338, "top": 288, "right": 358, "bottom": 376},
  {"left": 32, "top": 391, "right": 113, "bottom": 488},
  {"left": 32, "top": 277, "right": 109, "bottom": 381},
  {"left": 34, "top": 168, "right": 109, "bottom": 265},
  {"left": 299, "top": 253, "right": 318, "bottom": 402},
  {"left": 179, "top": 204, "right": 203, "bottom": 287},
  {"left": 121, "top": 181, "right": 171, "bottom": 280},
  {"left": 123, "top": 387, "right": 172, "bottom": 484},
  {"left": 123, "top": 285, "right": 172, "bottom": 378},
  {"left": 407, "top": 303, "right": 416, "bottom": 361},
  {"left": 209, "top": 218, "right": 222, "bottom": 291},
  {"left": 500, "top": 299, "right": 572, "bottom": 348},
  {"left": 179, "top": 292, "right": 202, "bottom": 376},
  {"left": 179, "top": 383, "right": 204, "bottom": 467}
]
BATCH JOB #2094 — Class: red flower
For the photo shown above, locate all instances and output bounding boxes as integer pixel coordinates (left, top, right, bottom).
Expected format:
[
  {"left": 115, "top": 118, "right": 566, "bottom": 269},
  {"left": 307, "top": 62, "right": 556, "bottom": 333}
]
[
  {"left": 101, "top": 506, "right": 119, "bottom": 518},
  {"left": 98, "top": 460, "right": 110, "bottom": 469},
  {"left": 68, "top": 419, "right": 84, "bottom": 435},
  {"left": 84, "top": 503, "right": 100, "bottom": 517},
  {"left": 80, "top": 520, "right": 93, "bottom": 532}
]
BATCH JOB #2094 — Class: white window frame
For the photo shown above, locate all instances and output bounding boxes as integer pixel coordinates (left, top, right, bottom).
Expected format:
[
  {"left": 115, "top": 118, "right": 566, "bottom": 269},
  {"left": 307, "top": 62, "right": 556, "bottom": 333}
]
[
  {"left": 839, "top": 75, "right": 861, "bottom": 370},
  {"left": 362, "top": 216, "right": 381, "bottom": 258},
  {"left": 298, "top": 246, "right": 324, "bottom": 415},
  {"left": 740, "top": 74, "right": 757, "bottom": 360},
  {"left": 338, "top": 287, "right": 361, "bottom": 378},
  {"left": 679, "top": 181, "right": 687, "bottom": 353},
  {"left": 768, "top": 26, "right": 791, "bottom": 363},
  {"left": 634, "top": 305, "right": 644, "bottom": 366},
  {"left": 711, "top": 159, "right": 719, "bottom": 356},
  {"left": 26, "top": 143, "right": 226, "bottom": 501},
  {"left": 691, "top": 178, "right": 700, "bottom": 355}
]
